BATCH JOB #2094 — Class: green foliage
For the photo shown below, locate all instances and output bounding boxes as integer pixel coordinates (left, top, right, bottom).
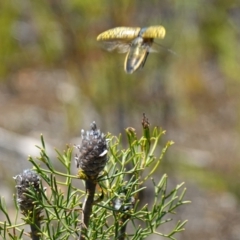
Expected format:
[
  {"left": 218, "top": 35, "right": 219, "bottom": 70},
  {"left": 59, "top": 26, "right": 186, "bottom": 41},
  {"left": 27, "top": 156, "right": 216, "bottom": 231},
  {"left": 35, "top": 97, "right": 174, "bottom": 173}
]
[{"left": 0, "top": 122, "right": 189, "bottom": 240}]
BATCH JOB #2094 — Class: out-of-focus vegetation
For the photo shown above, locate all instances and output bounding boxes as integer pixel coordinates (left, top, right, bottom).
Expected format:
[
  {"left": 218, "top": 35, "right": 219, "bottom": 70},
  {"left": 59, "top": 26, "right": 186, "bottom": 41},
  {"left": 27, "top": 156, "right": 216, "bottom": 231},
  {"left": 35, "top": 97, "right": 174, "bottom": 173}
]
[{"left": 0, "top": 0, "right": 239, "bottom": 239}]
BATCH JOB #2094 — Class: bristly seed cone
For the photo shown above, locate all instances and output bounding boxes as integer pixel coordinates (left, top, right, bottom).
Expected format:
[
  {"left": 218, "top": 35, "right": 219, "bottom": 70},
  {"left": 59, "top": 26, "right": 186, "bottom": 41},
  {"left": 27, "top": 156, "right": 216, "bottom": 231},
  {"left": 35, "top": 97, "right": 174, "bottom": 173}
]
[
  {"left": 13, "top": 169, "right": 42, "bottom": 216},
  {"left": 75, "top": 121, "right": 108, "bottom": 178}
]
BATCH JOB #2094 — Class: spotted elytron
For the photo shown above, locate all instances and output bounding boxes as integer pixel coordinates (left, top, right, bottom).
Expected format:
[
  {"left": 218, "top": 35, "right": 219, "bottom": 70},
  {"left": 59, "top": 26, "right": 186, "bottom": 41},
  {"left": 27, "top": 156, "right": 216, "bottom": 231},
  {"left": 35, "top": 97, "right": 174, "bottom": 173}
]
[{"left": 96, "top": 26, "right": 166, "bottom": 74}]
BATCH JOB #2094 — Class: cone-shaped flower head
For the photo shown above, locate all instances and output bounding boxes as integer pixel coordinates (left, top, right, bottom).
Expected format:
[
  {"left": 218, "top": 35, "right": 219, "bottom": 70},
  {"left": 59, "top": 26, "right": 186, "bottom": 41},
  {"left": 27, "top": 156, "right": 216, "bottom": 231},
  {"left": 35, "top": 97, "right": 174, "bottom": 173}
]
[
  {"left": 75, "top": 121, "right": 108, "bottom": 177},
  {"left": 13, "top": 169, "right": 42, "bottom": 216}
]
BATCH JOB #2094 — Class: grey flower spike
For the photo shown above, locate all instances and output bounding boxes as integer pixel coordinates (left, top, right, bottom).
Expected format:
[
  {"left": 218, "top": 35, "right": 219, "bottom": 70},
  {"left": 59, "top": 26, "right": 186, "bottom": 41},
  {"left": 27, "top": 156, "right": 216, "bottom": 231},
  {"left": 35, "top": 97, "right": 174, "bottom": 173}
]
[
  {"left": 75, "top": 121, "right": 108, "bottom": 177},
  {"left": 13, "top": 169, "right": 42, "bottom": 216}
]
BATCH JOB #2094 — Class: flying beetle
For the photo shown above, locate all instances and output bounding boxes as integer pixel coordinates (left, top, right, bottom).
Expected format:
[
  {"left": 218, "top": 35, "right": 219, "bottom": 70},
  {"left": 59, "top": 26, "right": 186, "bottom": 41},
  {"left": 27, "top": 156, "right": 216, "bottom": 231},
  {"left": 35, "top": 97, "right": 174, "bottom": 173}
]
[{"left": 96, "top": 26, "right": 166, "bottom": 74}]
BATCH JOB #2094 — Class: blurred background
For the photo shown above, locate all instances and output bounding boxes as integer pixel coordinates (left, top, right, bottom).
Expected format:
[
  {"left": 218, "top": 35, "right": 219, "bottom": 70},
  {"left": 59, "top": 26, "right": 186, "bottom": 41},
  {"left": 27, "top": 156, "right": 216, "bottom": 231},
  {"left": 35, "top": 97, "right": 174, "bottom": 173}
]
[{"left": 0, "top": 0, "right": 240, "bottom": 239}]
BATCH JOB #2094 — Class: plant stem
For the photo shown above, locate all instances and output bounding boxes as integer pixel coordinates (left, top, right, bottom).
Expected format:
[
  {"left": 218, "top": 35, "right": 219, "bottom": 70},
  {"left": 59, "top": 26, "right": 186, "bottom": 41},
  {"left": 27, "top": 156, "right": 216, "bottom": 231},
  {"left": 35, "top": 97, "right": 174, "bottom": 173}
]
[
  {"left": 117, "top": 217, "right": 128, "bottom": 240},
  {"left": 30, "top": 220, "right": 41, "bottom": 240},
  {"left": 79, "top": 180, "right": 97, "bottom": 240}
]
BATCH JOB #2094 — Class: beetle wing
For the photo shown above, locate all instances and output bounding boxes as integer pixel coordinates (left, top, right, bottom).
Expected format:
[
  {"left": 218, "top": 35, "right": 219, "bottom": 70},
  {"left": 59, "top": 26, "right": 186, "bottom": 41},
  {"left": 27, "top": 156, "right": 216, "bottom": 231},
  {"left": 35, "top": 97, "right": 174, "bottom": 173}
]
[
  {"left": 99, "top": 40, "right": 131, "bottom": 53},
  {"left": 97, "top": 27, "right": 141, "bottom": 41},
  {"left": 140, "top": 26, "right": 166, "bottom": 39}
]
